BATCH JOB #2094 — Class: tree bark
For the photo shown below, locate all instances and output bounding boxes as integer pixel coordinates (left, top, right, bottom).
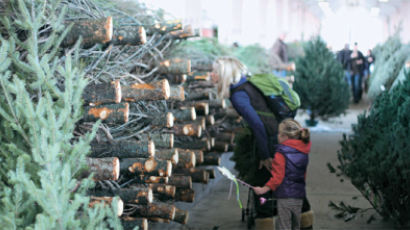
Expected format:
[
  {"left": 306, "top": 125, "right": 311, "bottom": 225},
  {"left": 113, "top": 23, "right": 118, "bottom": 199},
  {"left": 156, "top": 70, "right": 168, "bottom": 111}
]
[
  {"left": 86, "top": 157, "right": 119, "bottom": 181},
  {"left": 112, "top": 26, "right": 146, "bottom": 45},
  {"left": 177, "top": 148, "right": 203, "bottom": 165},
  {"left": 155, "top": 148, "right": 178, "bottom": 165},
  {"left": 140, "top": 133, "right": 174, "bottom": 149},
  {"left": 150, "top": 20, "right": 182, "bottom": 34},
  {"left": 63, "top": 16, "right": 113, "bottom": 47},
  {"left": 120, "top": 157, "right": 172, "bottom": 177},
  {"left": 207, "top": 99, "right": 226, "bottom": 109},
  {"left": 172, "top": 123, "right": 202, "bottom": 138},
  {"left": 169, "top": 25, "right": 197, "bottom": 39},
  {"left": 174, "top": 168, "right": 209, "bottom": 184},
  {"left": 83, "top": 103, "right": 129, "bottom": 124},
  {"left": 186, "top": 71, "right": 211, "bottom": 82},
  {"left": 89, "top": 196, "right": 123, "bottom": 216},
  {"left": 122, "top": 79, "right": 170, "bottom": 101},
  {"left": 157, "top": 58, "right": 191, "bottom": 75},
  {"left": 169, "top": 85, "right": 185, "bottom": 101},
  {"left": 117, "top": 187, "right": 153, "bottom": 204},
  {"left": 130, "top": 202, "right": 176, "bottom": 220},
  {"left": 89, "top": 139, "right": 155, "bottom": 158},
  {"left": 168, "top": 175, "right": 192, "bottom": 189},
  {"left": 147, "top": 183, "right": 176, "bottom": 200},
  {"left": 83, "top": 80, "right": 121, "bottom": 105},
  {"left": 175, "top": 188, "right": 195, "bottom": 202},
  {"left": 142, "top": 176, "right": 168, "bottom": 184},
  {"left": 187, "top": 81, "right": 215, "bottom": 90},
  {"left": 175, "top": 149, "right": 196, "bottom": 169},
  {"left": 174, "top": 138, "right": 210, "bottom": 151},
  {"left": 190, "top": 59, "right": 213, "bottom": 72},
  {"left": 213, "top": 132, "right": 235, "bottom": 144},
  {"left": 211, "top": 141, "right": 229, "bottom": 153},
  {"left": 121, "top": 217, "right": 148, "bottom": 230},
  {"left": 150, "top": 112, "right": 174, "bottom": 128},
  {"left": 163, "top": 74, "right": 187, "bottom": 84},
  {"left": 201, "top": 152, "right": 221, "bottom": 166},
  {"left": 174, "top": 208, "right": 189, "bottom": 224},
  {"left": 172, "top": 107, "right": 196, "bottom": 122},
  {"left": 185, "top": 89, "right": 213, "bottom": 101},
  {"left": 214, "top": 107, "right": 240, "bottom": 120},
  {"left": 206, "top": 115, "right": 215, "bottom": 126}
]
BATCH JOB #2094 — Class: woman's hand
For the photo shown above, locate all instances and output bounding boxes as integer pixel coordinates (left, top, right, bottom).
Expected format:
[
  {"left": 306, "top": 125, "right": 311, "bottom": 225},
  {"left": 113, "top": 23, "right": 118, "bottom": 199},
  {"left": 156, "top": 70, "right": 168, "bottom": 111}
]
[{"left": 253, "top": 186, "right": 270, "bottom": 195}]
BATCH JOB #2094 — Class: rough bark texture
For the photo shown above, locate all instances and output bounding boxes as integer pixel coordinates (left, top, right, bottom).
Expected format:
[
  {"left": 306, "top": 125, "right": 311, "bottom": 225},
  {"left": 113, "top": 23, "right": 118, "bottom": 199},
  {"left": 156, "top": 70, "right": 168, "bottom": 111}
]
[
  {"left": 112, "top": 26, "right": 146, "bottom": 45},
  {"left": 86, "top": 157, "right": 119, "bottom": 181},
  {"left": 185, "top": 89, "right": 211, "bottom": 101},
  {"left": 212, "top": 141, "right": 229, "bottom": 153},
  {"left": 169, "top": 85, "right": 185, "bottom": 101},
  {"left": 174, "top": 168, "right": 209, "bottom": 184},
  {"left": 120, "top": 157, "right": 172, "bottom": 177},
  {"left": 169, "top": 25, "right": 197, "bottom": 39},
  {"left": 150, "top": 20, "right": 182, "bottom": 34},
  {"left": 122, "top": 79, "right": 170, "bottom": 101},
  {"left": 174, "top": 138, "right": 210, "bottom": 151},
  {"left": 83, "top": 80, "right": 121, "bottom": 105},
  {"left": 83, "top": 103, "right": 129, "bottom": 124},
  {"left": 190, "top": 59, "right": 213, "bottom": 72},
  {"left": 130, "top": 202, "right": 176, "bottom": 220},
  {"left": 172, "top": 123, "right": 202, "bottom": 138},
  {"left": 163, "top": 74, "right": 186, "bottom": 84},
  {"left": 168, "top": 175, "right": 192, "bottom": 189},
  {"left": 89, "top": 139, "right": 155, "bottom": 158},
  {"left": 173, "top": 208, "right": 189, "bottom": 224},
  {"left": 175, "top": 188, "right": 195, "bottom": 202},
  {"left": 140, "top": 133, "right": 174, "bottom": 149},
  {"left": 142, "top": 176, "right": 169, "bottom": 184},
  {"left": 121, "top": 217, "right": 148, "bottom": 230},
  {"left": 157, "top": 58, "right": 191, "bottom": 74},
  {"left": 172, "top": 107, "right": 196, "bottom": 122},
  {"left": 186, "top": 72, "right": 211, "bottom": 82},
  {"left": 213, "top": 132, "right": 235, "bottom": 144},
  {"left": 150, "top": 112, "right": 174, "bottom": 128},
  {"left": 117, "top": 187, "right": 153, "bottom": 204},
  {"left": 155, "top": 148, "right": 178, "bottom": 165},
  {"left": 175, "top": 149, "right": 196, "bottom": 169},
  {"left": 63, "top": 16, "right": 113, "bottom": 47},
  {"left": 89, "top": 196, "right": 123, "bottom": 216},
  {"left": 148, "top": 183, "right": 176, "bottom": 200},
  {"left": 201, "top": 152, "right": 221, "bottom": 166}
]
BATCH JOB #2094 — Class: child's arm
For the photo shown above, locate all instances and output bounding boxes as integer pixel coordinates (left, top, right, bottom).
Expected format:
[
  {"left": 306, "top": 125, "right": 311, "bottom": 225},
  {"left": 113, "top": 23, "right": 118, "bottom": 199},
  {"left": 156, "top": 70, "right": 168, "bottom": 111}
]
[
  {"left": 265, "top": 152, "right": 286, "bottom": 191},
  {"left": 253, "top": 186, "right": 270, "bottom": 195}
]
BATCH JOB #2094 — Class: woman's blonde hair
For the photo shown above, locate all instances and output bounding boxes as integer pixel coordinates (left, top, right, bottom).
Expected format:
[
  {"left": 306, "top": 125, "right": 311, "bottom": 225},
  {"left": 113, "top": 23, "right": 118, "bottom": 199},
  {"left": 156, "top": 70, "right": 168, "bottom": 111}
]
[
  {"left": 279, "top": 118, "right": 310, "bottom": 143},
  {"left": 213, "top": 57, "right": 247, "bottom": 99}
]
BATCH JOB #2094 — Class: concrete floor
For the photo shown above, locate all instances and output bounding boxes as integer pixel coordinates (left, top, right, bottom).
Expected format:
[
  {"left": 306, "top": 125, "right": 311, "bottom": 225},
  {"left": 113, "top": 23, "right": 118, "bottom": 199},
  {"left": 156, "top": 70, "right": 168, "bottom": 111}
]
[{"left": 151, "top": 96, "right": 401, "bottom": 230}]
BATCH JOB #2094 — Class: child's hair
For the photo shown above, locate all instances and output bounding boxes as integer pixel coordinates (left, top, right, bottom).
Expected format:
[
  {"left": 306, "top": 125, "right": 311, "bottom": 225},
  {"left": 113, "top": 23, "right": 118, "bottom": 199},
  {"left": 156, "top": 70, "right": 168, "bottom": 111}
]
[
  {"left": 278, "top": 118, "right": 310, "bottom": 143},
  {"left": 213, "top": 57, "right": 247, "bottom": 99}
]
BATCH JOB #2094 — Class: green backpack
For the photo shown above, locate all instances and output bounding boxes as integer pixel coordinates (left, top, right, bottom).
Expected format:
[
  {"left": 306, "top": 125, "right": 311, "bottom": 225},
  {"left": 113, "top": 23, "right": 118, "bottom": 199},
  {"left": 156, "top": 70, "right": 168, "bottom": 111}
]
[{"left": 248, "top": 73, "right": 300, "bottom": 119}]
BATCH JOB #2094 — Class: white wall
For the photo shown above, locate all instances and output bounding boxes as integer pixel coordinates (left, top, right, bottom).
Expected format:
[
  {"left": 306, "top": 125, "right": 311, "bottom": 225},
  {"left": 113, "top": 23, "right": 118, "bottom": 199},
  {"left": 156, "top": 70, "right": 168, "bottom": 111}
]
[{"left": 387, "top": 1, "right": 410, "bottom": 44}]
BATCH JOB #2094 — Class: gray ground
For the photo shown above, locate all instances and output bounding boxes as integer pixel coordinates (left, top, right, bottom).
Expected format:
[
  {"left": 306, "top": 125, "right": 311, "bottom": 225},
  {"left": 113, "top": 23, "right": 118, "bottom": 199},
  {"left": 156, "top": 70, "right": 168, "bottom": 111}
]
[{"left": 151, "top": 96, "right": 401, "bottom": 230}]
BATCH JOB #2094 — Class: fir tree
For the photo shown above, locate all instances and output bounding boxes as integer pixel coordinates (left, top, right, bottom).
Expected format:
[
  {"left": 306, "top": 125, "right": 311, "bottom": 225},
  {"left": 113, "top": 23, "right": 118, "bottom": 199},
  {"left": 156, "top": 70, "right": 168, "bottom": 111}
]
[
  {"left": 0, "top": 1, "right": 121, "bottom": 229},
  {"left": 331, "top": 70, "right": 410, "bottom": 227},
  {"left": 293, "top": 37, "right": 350, "bottom": 125}
]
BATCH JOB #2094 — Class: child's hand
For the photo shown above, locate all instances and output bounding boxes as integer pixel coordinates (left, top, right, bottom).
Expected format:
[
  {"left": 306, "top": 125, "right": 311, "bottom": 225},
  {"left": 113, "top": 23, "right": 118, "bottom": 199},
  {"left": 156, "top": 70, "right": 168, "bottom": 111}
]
[{"left": 253, "top": 186, "right": 270, "bottom": 195}]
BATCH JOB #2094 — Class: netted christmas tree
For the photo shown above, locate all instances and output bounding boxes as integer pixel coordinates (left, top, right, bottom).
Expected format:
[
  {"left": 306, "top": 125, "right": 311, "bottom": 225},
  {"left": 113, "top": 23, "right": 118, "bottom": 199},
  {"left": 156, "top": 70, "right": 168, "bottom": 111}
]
[
  {"left": 368, "top": 34, "right": 410, "bottom": 101},
  {"left": 329, "top": 69, "right": 410, "bottom": 227},
  {"left": 293, "top": 37, "right": 350, "bottom": 125},
  {"left": 0, "top": 1, "right": 121, "bottom": 229}
]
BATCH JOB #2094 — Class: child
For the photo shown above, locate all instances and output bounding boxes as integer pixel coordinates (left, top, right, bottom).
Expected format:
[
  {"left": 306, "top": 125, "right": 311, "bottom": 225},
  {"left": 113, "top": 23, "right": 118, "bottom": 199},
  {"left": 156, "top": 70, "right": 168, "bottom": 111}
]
[{"left": 253, "top": 118, "right": 311, "bottom": 230}]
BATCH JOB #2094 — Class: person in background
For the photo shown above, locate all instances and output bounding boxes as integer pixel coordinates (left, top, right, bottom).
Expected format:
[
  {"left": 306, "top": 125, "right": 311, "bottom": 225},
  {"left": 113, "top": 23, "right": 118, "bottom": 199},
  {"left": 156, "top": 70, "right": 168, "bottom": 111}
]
[
  {"left": 336, "top": 43, "right": 352, "bottom": 86},
  {"left": 363, "top": 49, "right": 375, "bottom": 92},
  {"left": 347, "top": 42, "right": 365, "bottom": 103},
  {"left": 271, "top": 32, "right": 289, "bottom": 77},
  {"left": 253, "top": 118, "right": 311, "bottom": 230}
]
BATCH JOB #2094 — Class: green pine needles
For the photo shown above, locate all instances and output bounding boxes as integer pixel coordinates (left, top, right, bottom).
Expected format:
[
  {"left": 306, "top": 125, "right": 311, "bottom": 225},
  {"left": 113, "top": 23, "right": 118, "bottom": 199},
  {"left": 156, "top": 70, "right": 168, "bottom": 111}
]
[
  {"left": 0, "top": 1, "right": 121, "bottom": 229},
  {"left": 331, "top": 70, "right": 410, "bottom": 227},
  {"left": 293, "top": 37, "right": 350, "bottom": 123}
]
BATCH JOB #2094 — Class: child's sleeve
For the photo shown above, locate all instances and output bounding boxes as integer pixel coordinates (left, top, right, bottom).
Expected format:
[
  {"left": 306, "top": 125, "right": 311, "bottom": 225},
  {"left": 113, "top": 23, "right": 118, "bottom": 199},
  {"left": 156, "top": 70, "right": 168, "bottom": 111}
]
[{"left": 265, "top": 152, "right": 286, "bottom": 191}]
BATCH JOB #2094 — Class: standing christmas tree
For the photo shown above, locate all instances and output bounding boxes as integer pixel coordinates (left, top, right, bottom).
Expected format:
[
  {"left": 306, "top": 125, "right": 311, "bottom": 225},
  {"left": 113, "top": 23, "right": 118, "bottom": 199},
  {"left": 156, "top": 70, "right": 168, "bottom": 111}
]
[
  {"left": 293, "top": 37, "right": 350, "bottom": 125},
  {"left": 0, "top": 1, "right": 121, "bottom": 229}
]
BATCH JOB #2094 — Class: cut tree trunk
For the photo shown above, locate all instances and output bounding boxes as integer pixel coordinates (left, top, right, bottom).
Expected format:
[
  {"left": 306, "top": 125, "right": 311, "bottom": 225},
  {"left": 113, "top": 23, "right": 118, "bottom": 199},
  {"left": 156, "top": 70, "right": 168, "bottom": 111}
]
[
  {"left": 174, "top": 168, "right": 209, "bottom": 184},
  {"left": 206, "top": 115, "right": 215, "bottom": 126},
  {"left": 120, "top": 157, "right": 172, "bottom": 177},
  {"left": 122, "top": 79, "right": 170, "bottom": 101},
  {"left": 157, "top": 58, "right": 191, "bottom": 74},
  {"left": 89, "top": 140, "right": 155, "bottom": 158},
  {"left": 169, "top": 25, "right": 197, "bottom": 39},
  {"left": 150, "top": 20, "right": 182, "bottom": 34},
  {"left": 83, "top": 80, "right": 121, "bottom": 105},
  {"left": 163, "top": 74, "right": 187, "bottom": 84},
  {"left": 168, "top": 175, "right": 192, "bottom": 189},
  {"left": 208, "top": 99, "right": 226, "bottom": 109},
  {"left": 175, "top": 149, "right": 196, "bottom": 169},
  {"left": 172, "top": 123, "right": 202, "bottom": 138},
  {"left": 150, "top": 112, "right": 174, "bottom": 128},
  {"left": 174, "top": 208, "right": 189, "bottom": 224},
  {"left": 172, "top": 107, "right": 196, "bottom": 122},
  {"left": 193, "top": 117, "right": 206, "bottom": 130},
  {"left": 130, "top": 202, "right": 176, "bottom": 220},
  {"left": 214, "top": 107, "right": 240, "bottom": 120},
  {"left": 176, "top": 148, "right": 202, "bottom": 166},
  {"left": 63, "top": 16, "right": 113, "bottom": 47},
  {"left": 169, "top": 85, "right": 185, "bottom": 101},
  {"left": 142, "top": 176, "right": 168, "bottom": 184},
  {"left": 147, "top": 183, "right": 176, "bottom": 200},
  {"left": 89, "top": 196, "right": 123, "bottom": 216},
  {"left": 86, "top": 157, "right": 119, "bottom": 181},
  {"left": 83, "top": 103, "right": 129, "bottom": 124},
  {"left": 121, "top": 217, "right": 148, "bottom": 230},
  {"left": 155, "top": 148, "right": 178, "bottom": 165},
  {"left": 185, "top": 89, "right": 212, "bottom": 101},
  {"left": 140, "top": 133, "right": 174, "bottom": 149},
  {"left": 187, "top": 81, "right": 215, "bottom": 90},
  {"left": 214, "top": 132, "right": 235, "bottom": 144},
  {"left": 207, "top": 168, "right": 215, "bottom": 179},
  {"left": 212, "top": 141, "right": 229, "bottom": 153},
  {"left": 116, "top": 187, "right": 153, "bottom": 204},
  {"left": 190, "top": 59, "right": 213, "bottom": 72},
  {"left": 174, "top": 138, "right": 210, "bottom": 151},
  {"left": 175, "top": 188, "right": 195, "bottom": 202},
  {"left": 112, "top": 26, "right": 146, "bottom": 45},
  {"left": 201, "top": 152, "right": 221, "bottom": 166},
  {"left": 186, "top": 72, "right": 210, "bottom": 82}
]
